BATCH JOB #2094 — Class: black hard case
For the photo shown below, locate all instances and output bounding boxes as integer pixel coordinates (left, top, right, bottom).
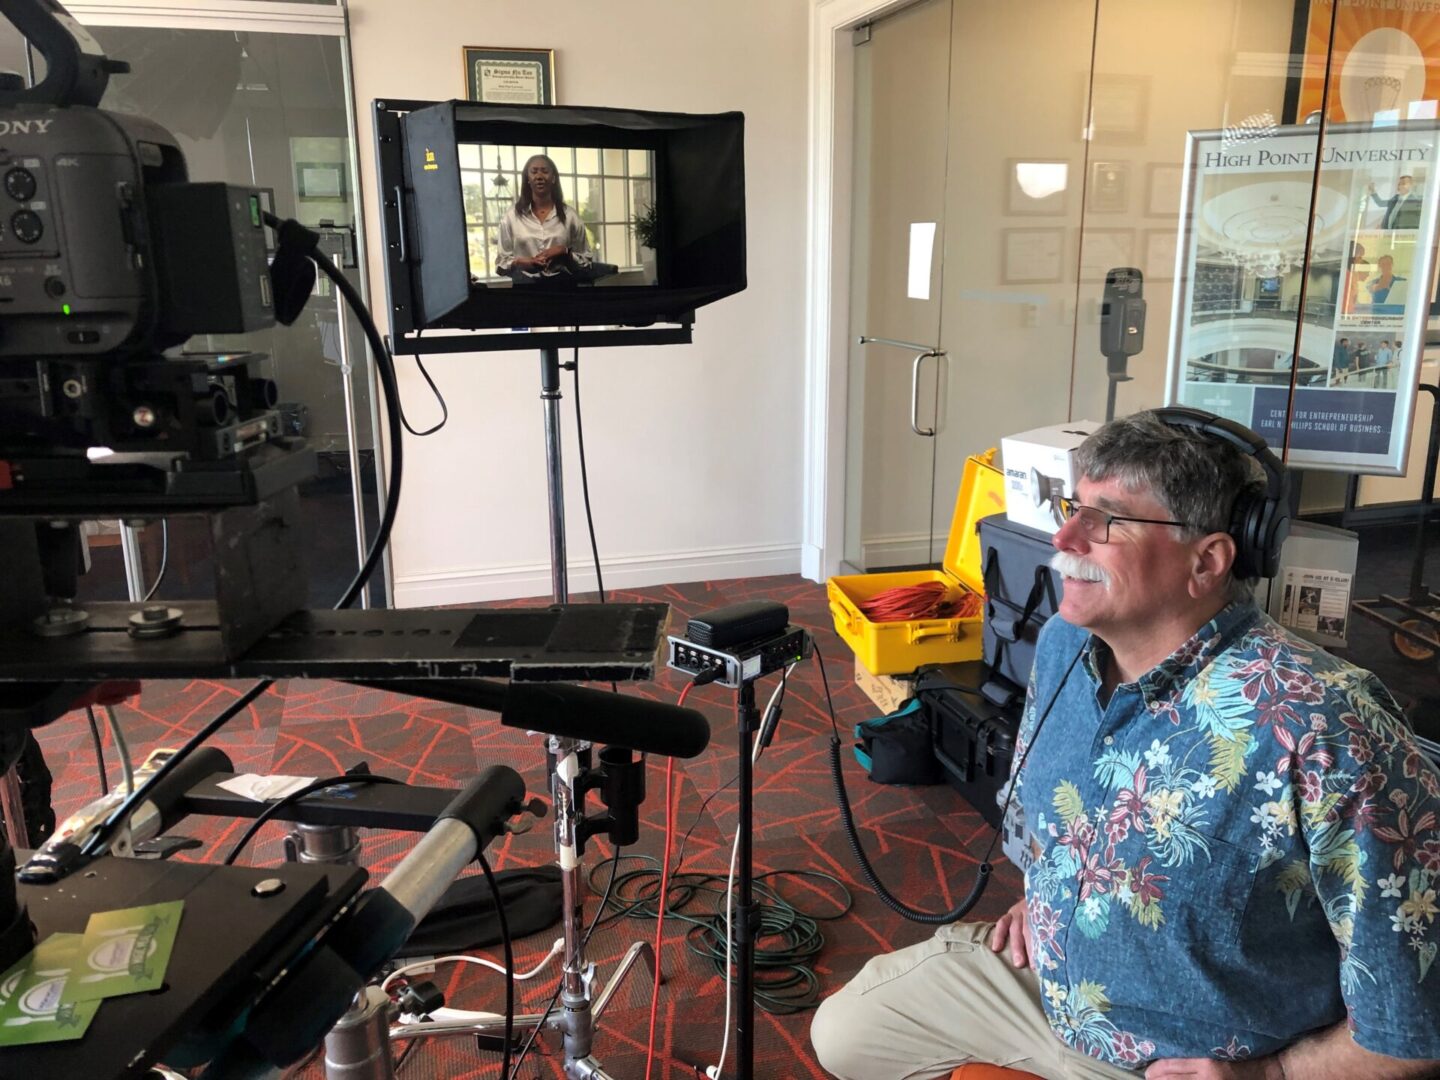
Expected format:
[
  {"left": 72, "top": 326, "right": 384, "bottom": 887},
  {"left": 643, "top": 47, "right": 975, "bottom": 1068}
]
[
  {"left": 977, "top": 514, "right": 1061, "bottom": 709},
  {"left": 917, "top": 662, "right": 1015, "bottom": 829},
  {"left": 919, "top": 516, "right": 1059, "bottom": 826}
]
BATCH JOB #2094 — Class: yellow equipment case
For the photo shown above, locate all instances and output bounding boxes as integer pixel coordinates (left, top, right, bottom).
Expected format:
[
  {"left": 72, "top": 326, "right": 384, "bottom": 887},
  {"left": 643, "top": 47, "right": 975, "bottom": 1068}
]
[{"left": 826, "top": 451, "right": 1006, "bottom": 676}]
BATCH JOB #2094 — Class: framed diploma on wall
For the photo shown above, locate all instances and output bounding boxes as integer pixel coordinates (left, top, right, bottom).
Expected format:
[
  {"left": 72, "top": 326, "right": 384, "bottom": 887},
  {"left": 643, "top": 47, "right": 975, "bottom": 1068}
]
[{"left": 463, "top": 47, "right": 556, "bottom": 105}]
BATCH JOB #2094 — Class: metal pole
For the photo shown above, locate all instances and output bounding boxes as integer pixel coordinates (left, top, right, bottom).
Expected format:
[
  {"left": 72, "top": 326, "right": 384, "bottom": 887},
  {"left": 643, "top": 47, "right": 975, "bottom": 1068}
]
[
  {"left": 337, "top": 27, "right": 392, "bottom": 609},
  {"left": 324, "top": 986, "right": 397, "bottom": 1080},
  {"left": 1409, "top": 384, "right": 1440, "bottom": 598},
  {"left": 550, "top": 738, "right": 596, "bottom": 1065},
  {"left": 380, "top": 817, "right": 481, "bottom": 924},
  {"left": 541, "top": 347, "right": 568, "bottom": 603},
  {"left": 336, "top": 293, "right": 371, "bottom": 609},
  {"left": 735, "top": 680, "right": 758, "bottom": 1080},
  {"left": 120, "top": 524, "right": 146, "bottom": 602}
]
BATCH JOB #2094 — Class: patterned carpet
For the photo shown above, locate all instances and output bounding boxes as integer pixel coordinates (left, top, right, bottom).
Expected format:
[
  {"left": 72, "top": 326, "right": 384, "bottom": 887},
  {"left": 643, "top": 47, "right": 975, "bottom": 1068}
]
[{"left": 33, "top": 575, "right": 1023, "bottom": 1079}]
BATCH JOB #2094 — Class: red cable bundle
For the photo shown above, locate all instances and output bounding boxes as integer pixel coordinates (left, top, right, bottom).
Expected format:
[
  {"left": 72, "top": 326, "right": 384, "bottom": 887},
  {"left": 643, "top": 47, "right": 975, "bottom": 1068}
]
[{"left": 858, "top": 582, "right": 982, "bottom": 622}]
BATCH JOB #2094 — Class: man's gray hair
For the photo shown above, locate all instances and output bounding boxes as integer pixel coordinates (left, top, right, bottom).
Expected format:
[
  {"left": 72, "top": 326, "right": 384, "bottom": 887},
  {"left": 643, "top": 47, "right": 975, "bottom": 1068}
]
[{"left": 1074, "top": 410, "right": 1266, "bottom": 604}]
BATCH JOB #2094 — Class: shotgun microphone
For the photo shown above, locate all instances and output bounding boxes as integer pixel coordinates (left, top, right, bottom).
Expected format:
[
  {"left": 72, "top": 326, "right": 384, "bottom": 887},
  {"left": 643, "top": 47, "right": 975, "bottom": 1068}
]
[{"left": 346, "top": 679, "right": 710, "bottom": 759}]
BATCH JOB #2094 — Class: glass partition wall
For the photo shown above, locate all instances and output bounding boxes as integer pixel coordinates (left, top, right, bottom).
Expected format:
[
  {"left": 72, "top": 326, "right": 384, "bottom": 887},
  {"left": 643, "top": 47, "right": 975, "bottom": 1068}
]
[
  {"left": 844, "top": 0, "right": 1327, "bottom": 572},
  {"left": 841, "top": 0, "right": 1437, "bottom": 719},
  {"left": 0, "top": 4, "right": 386, "bottom": 609}
]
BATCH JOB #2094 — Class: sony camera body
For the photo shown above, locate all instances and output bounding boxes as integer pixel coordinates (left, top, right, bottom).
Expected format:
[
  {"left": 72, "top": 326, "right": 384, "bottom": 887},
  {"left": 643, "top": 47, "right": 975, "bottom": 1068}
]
[{"left": 0, "top": 101, "right": 279, "bottom": 458}]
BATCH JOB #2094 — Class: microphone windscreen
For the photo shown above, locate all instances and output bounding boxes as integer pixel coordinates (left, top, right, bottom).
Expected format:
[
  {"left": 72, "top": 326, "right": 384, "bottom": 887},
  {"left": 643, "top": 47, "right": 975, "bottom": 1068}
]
[{"left": 501, "top": 683, "right": 710, "bottom": 759}]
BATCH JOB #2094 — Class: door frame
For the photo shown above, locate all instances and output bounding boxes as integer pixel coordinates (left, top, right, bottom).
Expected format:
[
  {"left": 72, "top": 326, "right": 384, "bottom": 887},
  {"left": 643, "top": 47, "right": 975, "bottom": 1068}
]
[
  {"left": 62, "top": 1, "right": 346, "bottom": 35},
  {"left": 803, "top": 0, "right": 923, "bottom": 582}
]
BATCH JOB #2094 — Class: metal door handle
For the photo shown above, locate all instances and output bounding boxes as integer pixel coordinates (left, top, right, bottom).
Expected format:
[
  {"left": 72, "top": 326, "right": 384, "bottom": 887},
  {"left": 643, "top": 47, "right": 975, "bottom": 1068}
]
[
  {"left": 910, "top": 350, "right": 940, "bottom": 437},
  {"left": 858, "top": 335, "right": 936, "bottom": 352},
  {"left": 857, "top": 336, "right": 946, "bottom": 439}
]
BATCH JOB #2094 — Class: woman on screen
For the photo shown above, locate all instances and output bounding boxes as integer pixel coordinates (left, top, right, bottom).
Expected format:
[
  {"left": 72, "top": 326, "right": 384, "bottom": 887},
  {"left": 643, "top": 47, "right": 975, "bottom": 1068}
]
[{"left": 496, "top": 154, "right": 593, "bottom": 280}]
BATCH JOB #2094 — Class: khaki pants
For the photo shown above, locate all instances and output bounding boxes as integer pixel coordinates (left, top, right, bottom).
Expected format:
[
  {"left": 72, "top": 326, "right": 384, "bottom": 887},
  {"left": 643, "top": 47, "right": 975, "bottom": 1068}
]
[{"left": 810, "top": 922, "right": 1138, "bottom": 1080}]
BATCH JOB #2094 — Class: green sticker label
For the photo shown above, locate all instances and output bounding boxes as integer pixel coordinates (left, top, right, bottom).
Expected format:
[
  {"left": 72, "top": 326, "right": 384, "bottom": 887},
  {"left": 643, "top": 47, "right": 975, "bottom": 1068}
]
[
  {"left": 63, "top": 900, "right": 184, "bottom": 1004},
  {"left": 0, "top": 934, "right": 100, "bottom": 1045}
]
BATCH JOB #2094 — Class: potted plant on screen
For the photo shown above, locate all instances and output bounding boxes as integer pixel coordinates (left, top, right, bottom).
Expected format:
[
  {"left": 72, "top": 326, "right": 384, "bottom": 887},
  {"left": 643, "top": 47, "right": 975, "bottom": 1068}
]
[{"left": 632, "top": 200, "right": 658, "bottom": 279}]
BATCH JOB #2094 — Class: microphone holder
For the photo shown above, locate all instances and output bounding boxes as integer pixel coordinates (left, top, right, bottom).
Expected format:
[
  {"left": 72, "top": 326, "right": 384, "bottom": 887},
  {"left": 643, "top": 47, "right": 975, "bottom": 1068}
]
[{"left": 1104, "top": 351, "right": 1133, "bottom": 424}]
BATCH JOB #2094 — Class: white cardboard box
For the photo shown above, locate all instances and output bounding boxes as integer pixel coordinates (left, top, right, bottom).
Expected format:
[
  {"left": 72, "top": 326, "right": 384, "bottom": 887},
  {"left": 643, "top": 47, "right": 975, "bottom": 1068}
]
[{"left": 1000, "top": 421, "right": 1101, "bottom": 534}]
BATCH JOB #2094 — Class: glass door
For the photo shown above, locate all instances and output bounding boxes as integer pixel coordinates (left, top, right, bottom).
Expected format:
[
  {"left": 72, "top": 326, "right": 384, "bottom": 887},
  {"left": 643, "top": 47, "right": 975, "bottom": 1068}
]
[
  {"left": 927, "top": 0, "right": 1327, "bottom": 552},
  {"left": 7, "top": 3, "right": 386, "bottom": 608},
  {"left": 929, "top": 0, "right": 1099, "bottom": 547},
  {"left": 842, "top": 0, "right": 954, "bottom": 572}
]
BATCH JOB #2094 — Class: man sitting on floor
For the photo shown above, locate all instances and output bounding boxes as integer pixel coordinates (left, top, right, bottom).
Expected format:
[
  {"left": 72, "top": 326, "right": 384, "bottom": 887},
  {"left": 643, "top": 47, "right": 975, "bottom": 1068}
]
[{"left": 810, "top": 410, "right": 1440, "bottom": 1080}]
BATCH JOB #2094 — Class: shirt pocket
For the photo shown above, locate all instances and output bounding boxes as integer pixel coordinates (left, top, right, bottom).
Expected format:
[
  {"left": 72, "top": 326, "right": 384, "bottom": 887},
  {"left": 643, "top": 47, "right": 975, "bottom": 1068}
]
[
  {"left": 1090, "top": 835, "right": 1261, "bottom": 1023},
  {"left": 1180, "top": 832, "right": 1261, "bottom": 945}
]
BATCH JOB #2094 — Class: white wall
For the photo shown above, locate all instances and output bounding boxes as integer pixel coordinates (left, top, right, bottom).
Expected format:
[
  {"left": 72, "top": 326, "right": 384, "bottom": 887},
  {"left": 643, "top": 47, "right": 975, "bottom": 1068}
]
[{"left": 345, "top": 0, "right": 809, "bottom": 605}]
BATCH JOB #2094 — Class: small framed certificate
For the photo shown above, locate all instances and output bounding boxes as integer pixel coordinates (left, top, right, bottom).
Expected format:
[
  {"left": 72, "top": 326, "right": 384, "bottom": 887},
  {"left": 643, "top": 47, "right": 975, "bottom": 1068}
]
[{"left": 463, "top": 46, "right": 556, "bottom": 105}]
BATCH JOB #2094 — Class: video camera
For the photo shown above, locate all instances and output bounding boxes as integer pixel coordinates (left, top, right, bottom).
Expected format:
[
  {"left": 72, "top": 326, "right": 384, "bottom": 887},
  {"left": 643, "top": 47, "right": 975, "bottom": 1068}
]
[{"left": 0, "top": 0, "right": 281, "bottom": 476}]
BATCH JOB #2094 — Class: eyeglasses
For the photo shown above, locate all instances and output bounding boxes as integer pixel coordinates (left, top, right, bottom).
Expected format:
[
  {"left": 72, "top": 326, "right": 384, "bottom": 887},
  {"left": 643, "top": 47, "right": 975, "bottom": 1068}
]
[{"left": 1054, "top": 496, "right": 1193, "bottom": 544}]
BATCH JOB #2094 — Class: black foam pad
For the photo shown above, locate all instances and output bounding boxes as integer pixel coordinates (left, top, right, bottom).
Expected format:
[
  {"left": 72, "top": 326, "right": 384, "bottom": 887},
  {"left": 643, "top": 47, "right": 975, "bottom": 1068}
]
[
  {"left": 268, "top": 246, "right": 315, "bottom": 326},
  {"left": 268, "top": 218, "right": 323, "bottom": 326}
]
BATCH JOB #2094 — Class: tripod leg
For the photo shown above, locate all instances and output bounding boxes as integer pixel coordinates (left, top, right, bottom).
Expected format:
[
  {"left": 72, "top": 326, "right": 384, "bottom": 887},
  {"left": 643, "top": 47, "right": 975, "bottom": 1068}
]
[
  {"left": 566, "top": 1057, "right": 622, "bottom": 1080},
  {"left": 592, "top": 940, "right": 656, "bottom": 1019},
  {"left": 390, "top": 1008, "right": 549, "bottom": 1043}
]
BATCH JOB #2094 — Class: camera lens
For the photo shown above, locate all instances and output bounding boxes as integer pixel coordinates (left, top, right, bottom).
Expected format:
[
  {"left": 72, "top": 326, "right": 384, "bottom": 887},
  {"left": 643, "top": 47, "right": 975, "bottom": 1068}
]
[{"left": 3, "top": 168, "right": 36, "bottom": 202}]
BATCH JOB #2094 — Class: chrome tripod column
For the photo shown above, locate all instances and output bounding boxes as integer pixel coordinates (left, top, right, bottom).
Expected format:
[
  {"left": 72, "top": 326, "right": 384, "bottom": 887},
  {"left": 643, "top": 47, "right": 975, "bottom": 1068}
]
[
  {"left": 289, "top": 822, "right": 397, "bottom": 1080},
  {"left": 539, "top": 344, "right": 613, "bottom": 1077},
  {"left": 540, "top": 346, "right": 569, "bottom": 603},
  {"left": 529, "top": 344, "right": 651, "bottom": 1079},
  {"left": 549, "top": 737, "right": 609, "bottom": 1079}
]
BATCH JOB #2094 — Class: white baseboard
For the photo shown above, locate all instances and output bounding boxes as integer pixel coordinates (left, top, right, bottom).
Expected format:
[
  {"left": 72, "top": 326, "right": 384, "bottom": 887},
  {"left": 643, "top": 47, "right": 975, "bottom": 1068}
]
[
  {"left": 393, "top": 542, "right": 803, "bottom": 607},
  {"left": 860, "top": 532, "right": 934, "bottom": 570},
  {"left": 800, "top": 542, "right": 827, "bottom": 583}
]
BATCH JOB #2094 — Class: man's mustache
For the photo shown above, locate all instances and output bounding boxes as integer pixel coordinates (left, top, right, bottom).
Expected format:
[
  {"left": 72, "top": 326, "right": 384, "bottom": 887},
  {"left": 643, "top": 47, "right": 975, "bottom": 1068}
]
[{"left": 1051, "top": 551, "right": 1109, "bottom": 585}]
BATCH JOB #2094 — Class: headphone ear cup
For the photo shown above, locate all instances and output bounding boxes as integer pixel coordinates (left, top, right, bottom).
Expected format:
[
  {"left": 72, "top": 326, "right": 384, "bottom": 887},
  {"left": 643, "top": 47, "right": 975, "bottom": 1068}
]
[
  {"left": 1227, "top": 491, "right": 1257, "bottom": 580},
  {"left": 1259, "top": 502, "right": 1291, "bottom": 579},
  {"left": 269, "top": 246, "right": 316, "bottom": 326}
]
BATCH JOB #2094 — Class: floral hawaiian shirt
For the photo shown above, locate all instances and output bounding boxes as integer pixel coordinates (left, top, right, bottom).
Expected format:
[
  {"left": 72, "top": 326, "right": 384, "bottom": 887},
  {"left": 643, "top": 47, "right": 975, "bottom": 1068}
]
[{"left": 1009, "top": 601, "right": 1440, "bottom": 1070}]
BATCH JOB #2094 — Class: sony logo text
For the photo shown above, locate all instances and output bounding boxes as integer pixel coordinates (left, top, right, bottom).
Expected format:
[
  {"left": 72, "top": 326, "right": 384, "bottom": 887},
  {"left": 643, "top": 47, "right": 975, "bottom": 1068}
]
[{"left": 0, "top": 120, "right": 54, "bottom": 136}]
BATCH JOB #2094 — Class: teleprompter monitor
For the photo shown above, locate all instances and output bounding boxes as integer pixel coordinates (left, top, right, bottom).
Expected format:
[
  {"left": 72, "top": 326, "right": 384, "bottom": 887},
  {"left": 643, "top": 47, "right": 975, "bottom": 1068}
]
[{"left": 375, "top": 100, "right": 746, "bottom": 335}]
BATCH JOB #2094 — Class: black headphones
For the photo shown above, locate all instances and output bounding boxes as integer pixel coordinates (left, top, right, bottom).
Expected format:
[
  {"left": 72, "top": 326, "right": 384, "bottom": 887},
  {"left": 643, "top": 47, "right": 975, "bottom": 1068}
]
[{"left": 1151, "top": 406, "right": 1291, "bottom": 580}]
